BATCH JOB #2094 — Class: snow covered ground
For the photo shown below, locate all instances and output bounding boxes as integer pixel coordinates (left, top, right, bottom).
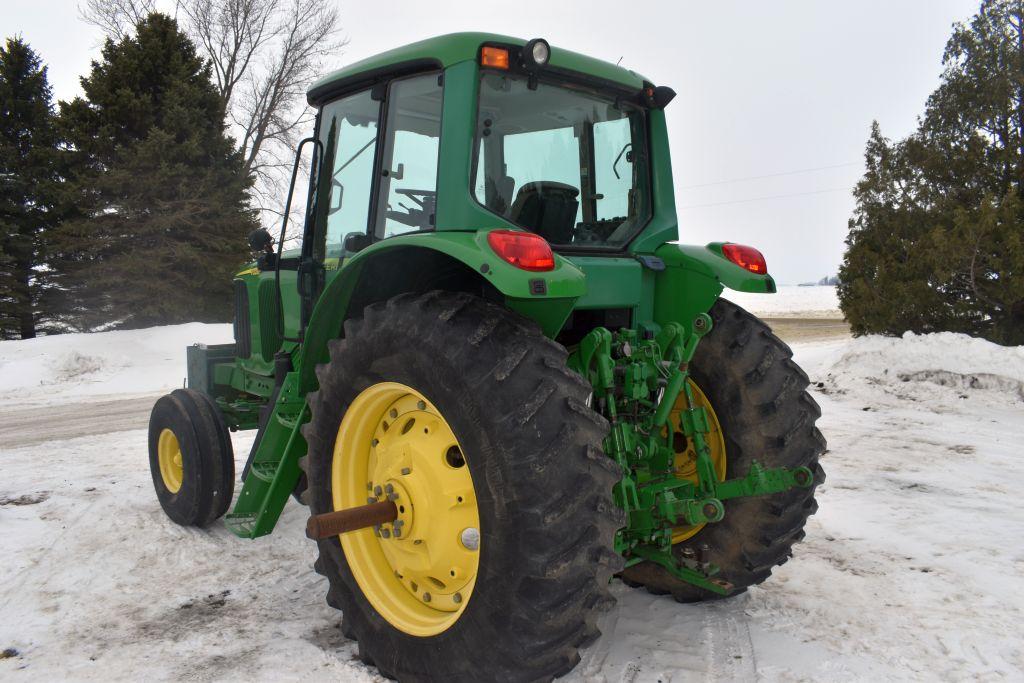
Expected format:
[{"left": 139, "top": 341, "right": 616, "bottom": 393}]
[
  {"left": 2, "top": 312, "right": 1023, "bottom": 681},
  {"left": 0, "top": 323, "right": 233, "bottom": 405}
]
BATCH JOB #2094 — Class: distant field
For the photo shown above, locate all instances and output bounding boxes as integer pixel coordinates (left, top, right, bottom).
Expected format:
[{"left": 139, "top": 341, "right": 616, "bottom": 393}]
[
  {"left": 722, "top": 285, "right": 841, "bottom": 319},
  {"left": 763, "top": 317, "right": 850, "bottom": 343}
]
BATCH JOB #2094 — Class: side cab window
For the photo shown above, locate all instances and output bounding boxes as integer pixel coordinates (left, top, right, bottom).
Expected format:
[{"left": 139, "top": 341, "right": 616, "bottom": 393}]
[
  {"left": 373, "top": 73, "right": 444, "bottom": 239},
  {"left": 312, "top": 89, "right": 381, "bottom": 269},
  {"left": 308, "top": 71, "right": 444, "bottom": 270}
]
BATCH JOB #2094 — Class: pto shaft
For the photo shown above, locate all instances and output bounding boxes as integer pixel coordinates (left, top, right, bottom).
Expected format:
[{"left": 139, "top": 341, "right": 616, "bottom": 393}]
[{"left": 306, "top": 500, "right": 398, "bottom": 540}]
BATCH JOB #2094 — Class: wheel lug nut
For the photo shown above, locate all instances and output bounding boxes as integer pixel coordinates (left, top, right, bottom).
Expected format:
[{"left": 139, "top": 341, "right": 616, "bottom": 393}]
[
  {"left": 381, "top": 528, "right": 391, "bottom": 539},
  {"left": 389, "top": 409, "right": 398, "bottom": 419},
  {"left": 366, "top": 496, "right": 376, "bottom": 504},
  {"left": 416, "top": 400, "right": 426, "bottom": 410},
  {"left": 453, "top": 592, "right": 462, "bottom": 604},
  {"left": 401, "top": 467, "right": 411, "bottom": 475},
  {"left": 385, "top": 483, "right": 394, "bottom": 494},
  {"left": 422, "top": 592, "right": 431, "bottom": 602},
  {"left": 460, "top": 527, "right": 480, "bottom": 551},
  {"left": 388, "top": 492, "right": 399, "bottom": 501},
  {"left": 374, "top": 485, "right": 383, "bottom": 496}
]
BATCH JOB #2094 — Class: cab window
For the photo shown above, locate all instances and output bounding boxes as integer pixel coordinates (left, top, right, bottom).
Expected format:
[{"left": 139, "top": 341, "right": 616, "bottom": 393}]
[
  {"left": 373, "top": 73, "right": 443, "bottom": 239},
  {"left": 316, "top": 89, "right": 380, "bottom": 264}
]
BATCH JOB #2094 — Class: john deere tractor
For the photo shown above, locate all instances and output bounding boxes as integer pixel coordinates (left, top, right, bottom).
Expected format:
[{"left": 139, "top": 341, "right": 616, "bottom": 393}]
[{"left": 148, "top": 33, "right": 824, "bottom": 682}]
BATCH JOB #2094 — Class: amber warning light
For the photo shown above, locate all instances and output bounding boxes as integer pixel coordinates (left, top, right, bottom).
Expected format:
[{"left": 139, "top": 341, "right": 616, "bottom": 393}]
[{"left": 480, "top": 46, "right": 510, "bottom": 69}]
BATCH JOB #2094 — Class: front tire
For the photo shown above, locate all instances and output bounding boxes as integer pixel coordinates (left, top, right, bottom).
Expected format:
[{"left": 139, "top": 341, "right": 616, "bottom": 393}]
[
  {"left": 301, "top": 292, "right": 623, "bottom": 682},
  {"left": 148, "top": 388, "right": 235, "bottom": 527},
  {"left": 621, "top": 298, "right": 826, "bottom": 601}
]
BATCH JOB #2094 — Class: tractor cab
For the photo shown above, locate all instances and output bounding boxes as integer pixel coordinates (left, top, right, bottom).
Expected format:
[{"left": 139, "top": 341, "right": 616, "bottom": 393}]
[{"left": 303, "top": 34, "right": 666, "bottom": 256}]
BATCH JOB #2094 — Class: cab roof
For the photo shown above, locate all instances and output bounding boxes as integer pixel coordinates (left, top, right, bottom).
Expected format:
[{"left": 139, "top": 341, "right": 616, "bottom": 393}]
[{"left": 307, "top": 32, "right": 649, "bottom": 105}]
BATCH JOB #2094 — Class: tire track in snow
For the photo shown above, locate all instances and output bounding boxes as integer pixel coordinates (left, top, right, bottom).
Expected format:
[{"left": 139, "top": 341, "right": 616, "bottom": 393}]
[
  {"left": 570, "top": 583, "right": 756, "bottom": 681},
  {"left": 0, "top": 395, "right": 158, "bottom": 447}
]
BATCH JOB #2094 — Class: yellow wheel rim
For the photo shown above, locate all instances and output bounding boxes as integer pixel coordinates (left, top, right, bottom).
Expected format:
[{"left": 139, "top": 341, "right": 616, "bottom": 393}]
[
  {"left": 332, "top": 382, "right": 480, "bottom": 637},
  {"left": 157, "top": 428, "right": 184, "bottom": 494},
  {"left": 669, "top": 379, "right": 727, "bottom": 544}
]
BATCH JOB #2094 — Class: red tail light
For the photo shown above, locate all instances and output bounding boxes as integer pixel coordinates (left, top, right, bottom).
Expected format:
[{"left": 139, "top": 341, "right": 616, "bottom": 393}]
[
  {"left": 487, "top": 230, "right": 555, "bottom": 272},
  {"left": 721, "top": 243, "right": 767, "bottom": 274}
]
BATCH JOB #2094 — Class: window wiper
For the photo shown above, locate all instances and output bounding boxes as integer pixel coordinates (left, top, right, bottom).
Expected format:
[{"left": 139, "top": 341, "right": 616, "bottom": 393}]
[
  {"left": 612, "top": 142, "right": 632, "bottom": 180},
  {"left": 333, "top": 137, "right": 377, "bottom": 179}
]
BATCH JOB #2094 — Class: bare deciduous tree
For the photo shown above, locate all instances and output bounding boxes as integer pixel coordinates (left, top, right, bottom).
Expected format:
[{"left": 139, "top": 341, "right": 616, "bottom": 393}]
[
  {"left": 79, "top": 0, "right": 345, "bottom": 223},
  {"left": 80, "top": 0, "right": 165, "bottom": 41}
]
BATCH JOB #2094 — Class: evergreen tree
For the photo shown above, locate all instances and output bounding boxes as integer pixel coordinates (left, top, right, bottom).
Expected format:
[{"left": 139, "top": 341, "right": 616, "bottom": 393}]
[
  {"left": 0, "top": 37, "right": 61, "bottom": 339},
  {"left": 56, "top": 13, "right": 257, "bottom": 329},
  {"left": 840, "top": 0, "right": 1024, "bottom": 345}
]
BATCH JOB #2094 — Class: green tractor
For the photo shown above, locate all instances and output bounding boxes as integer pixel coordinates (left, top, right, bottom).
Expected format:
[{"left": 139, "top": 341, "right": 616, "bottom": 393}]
[{"left": 148, "top": 33, "right": 824, "bottom": 681}]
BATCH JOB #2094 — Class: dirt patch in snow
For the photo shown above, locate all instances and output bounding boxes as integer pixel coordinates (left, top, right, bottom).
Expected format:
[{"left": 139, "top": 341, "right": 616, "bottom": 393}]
[
  {"left": 51, "top": 351, "right": 106, "bottom": 382},
  {"left": 898, "top": 369, "right": 1024, "bottom": 399},
  {"left": 0, "top": 492, "right": 50, "bottom": 506}
]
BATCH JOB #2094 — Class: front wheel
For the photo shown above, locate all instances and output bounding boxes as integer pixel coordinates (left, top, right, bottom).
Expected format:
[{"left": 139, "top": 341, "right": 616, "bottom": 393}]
[
  {"left": 147, "top": 388, "right": 235, "bottom": 527},
  {"left": 301, "top": 292, "right": 624, "bottom": 682}
]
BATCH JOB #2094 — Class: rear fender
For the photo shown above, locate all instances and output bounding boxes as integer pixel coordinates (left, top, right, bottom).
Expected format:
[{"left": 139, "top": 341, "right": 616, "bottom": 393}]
[
  {"left": 297, "top": 232, "right": 585, "bottom": 393},
  {"left": 652, "top": 242, "right": 776, "bottom": 336}
]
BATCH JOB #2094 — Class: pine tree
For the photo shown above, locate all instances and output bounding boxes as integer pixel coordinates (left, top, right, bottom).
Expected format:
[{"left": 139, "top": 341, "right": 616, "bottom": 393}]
[
  {"left": 0, "top": 37, "right": 61, "bottom": 339},
  {"left": 56, "top": 13, "right": 257, "bottom": 329},
  {"left": 840, "top": 0, "right": 1024, "bottom": 345}
]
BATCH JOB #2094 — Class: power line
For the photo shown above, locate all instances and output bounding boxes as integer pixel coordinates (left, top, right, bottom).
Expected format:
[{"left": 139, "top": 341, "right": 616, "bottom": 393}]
[
  {"left": 678, "top": 161, "right": 861, "bottom": 189},
  {"left": 679, "top": 186, "right": 852, "bottom": 210}
]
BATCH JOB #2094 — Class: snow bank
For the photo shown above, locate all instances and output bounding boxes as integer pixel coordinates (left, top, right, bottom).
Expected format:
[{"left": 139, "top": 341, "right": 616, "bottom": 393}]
[
  {"left": 821, "top": 331, "right": 1024, "bottom": 402},
  {"left": 0, "top": 323, "right": 232, "bottom": 403},
  {"left": 721, "top": 285, "right": 841, "bottom": 318},
  {"left": 0, "top": 288, "right": 839, "bottom": 405}
]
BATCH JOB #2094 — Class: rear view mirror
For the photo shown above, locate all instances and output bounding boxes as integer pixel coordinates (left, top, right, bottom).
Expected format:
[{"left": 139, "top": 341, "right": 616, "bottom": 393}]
[{"left": 344, "top": 232, "right": 371, "bottom": 254}]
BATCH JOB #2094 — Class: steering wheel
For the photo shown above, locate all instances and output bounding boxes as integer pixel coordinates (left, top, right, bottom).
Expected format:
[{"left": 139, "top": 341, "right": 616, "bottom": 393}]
[{"left": 386, "top": 188, "right": 437, "bottom": 229}]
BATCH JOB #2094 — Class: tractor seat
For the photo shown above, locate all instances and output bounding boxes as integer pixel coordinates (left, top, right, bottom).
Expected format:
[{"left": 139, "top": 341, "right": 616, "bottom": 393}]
[{"left": 508, "top": 181, "right": 579, "bottom": 244}]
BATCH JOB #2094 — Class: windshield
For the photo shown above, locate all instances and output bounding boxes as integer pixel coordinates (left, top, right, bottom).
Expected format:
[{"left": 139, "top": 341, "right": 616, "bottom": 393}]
[{"left": 473, "top": 72, "right": 651, "bottom": 249}]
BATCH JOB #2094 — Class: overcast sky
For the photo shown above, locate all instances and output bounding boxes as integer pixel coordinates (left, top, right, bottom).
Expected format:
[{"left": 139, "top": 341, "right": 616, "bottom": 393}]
[{"left": 6, "top": 0, "right": 981, "bottom": 283}]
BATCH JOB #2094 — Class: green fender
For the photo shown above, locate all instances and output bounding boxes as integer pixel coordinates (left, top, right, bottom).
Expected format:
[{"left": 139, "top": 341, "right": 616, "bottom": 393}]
[
  {"left": 652, "top": 242, "right": 776, "bottom": 335},
  {"left": 297, "top": 230, "right": 586, "bottom": 393}
]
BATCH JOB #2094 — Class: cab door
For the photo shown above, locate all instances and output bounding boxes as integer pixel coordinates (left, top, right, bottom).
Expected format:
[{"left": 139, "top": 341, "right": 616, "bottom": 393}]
[
  {"left": 309, "top": 89, "right": 382, "bottom": 276},
  {"left": 294, "top": 71, "right": 444, "bottom": 336}
]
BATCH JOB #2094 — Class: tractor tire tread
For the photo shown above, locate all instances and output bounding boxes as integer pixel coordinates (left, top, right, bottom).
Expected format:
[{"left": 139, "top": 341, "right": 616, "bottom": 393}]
[{"left": 301, "top": 291, "right": 622, "bottom": 683}]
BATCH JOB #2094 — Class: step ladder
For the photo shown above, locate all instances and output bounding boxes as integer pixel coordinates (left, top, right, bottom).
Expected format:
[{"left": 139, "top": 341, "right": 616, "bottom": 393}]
[{"left": 225, "top": 372, "right": 309, "bottom": 538}]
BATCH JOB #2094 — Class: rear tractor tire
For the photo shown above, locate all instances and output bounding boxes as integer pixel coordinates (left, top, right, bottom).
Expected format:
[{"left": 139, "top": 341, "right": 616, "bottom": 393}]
[
  {"left": 147, "top": 388, "right": 235, "bottom": 527},
  {"left": 301, "top": 291, "right": 624, "bottom": 682},
  {"left": 621, "top": 298, "right": 826, "bottom": 602}
]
